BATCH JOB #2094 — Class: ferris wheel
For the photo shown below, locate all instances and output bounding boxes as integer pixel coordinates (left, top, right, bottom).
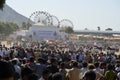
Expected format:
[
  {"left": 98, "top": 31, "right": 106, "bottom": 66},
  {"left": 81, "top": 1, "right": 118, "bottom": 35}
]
[
  {"left": 28, "top": 11, "right": 52, "bottom": 25},
  {"left": 27, "top": 11, "right": 74, "bottom": 30},
  {"left": 49, "top": 15, "right": 60, "bottom": 27},
  {"left": 59, "top": 19, "right": 74, "bottom": 28}
]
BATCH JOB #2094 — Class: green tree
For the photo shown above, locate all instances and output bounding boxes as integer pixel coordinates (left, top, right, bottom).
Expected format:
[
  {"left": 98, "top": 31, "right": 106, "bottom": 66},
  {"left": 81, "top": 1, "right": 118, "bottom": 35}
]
[
  {"left": 9, "top": 22, "right": 19, "bottom": 31},
  {"left": 29, "top": 35, "right": 32, "bottom": 41},
  {"left": 97, "top": 26, "right": 100, "bottom": 31},
  {"left": 0, "top": 22, "right": 19, "bottom": 36},
  {"left": 22, "top": 22, "right": 27, "bottom": 29},
  {"left": 105, "top": 28, "right": 113, "bottom": 31},
  {"left": 0, "top": 22, "right": 5, "bottom": 34},
  {"left": 0, "top": 0, "right": 5, "bottom": 10},
  {"left": 64, "top": 26, "right": 74, "bottom": 34},
  {"left": 85, "top": 28, "right": 88, "bottom": 30},
  {"left": 26, "top": 22, "right": 32, "bottom": 30}
]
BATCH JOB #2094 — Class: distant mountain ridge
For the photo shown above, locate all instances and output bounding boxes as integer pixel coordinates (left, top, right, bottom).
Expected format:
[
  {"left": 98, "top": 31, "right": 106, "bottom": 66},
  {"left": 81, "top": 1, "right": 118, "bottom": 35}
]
[{"left": 0, "top": 4, "right": 30, "bottom": 27}]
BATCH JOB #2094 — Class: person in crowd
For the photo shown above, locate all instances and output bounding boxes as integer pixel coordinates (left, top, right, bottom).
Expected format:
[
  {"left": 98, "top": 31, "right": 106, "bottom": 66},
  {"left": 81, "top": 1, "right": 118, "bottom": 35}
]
[
  {"left": 21, "top": 67, "right": 33, "bottom": 80},
  {"left": 105, "top": 64, "right": 119, "bottom": 80},
  {"left": 36, "top": 57, "right": 47, "bottom": 78},
  {"left": 59, "top": 62, "right": 67, "bottom": 80},
  {"left": 80, "top": 62, "right": 88, "bottom": 79},
  {"left": 117, "top": 72, "right": 120, "bottom": 80},
  {"left": 28, "top": 73, "right": 39, "bottom": 80},
  {"left": 88, "top": 64, "right": 105, "bottom": 80},
  {"left": 94, "top": 62, "right": 102, "bottom": 74},
  {"left": 46, "top": 58, "right": 59, "bottom": 74},
  {"left": 67, "top": 61, "right": 81, "bottom": 80},
  {"left": 76, "top": 51, "right": 84, "bottom": 62},
  {"left": 82, "top": 70, "right": 96, "bottom": 80},
  {"left": 11, "top": 58, "right": 21, "bottom": 80},
  {"left": 0, "top": 60, "right": 15, "bottom": 80},
  {"left": 52, "top": 72, "right": 63, "bottom": 80},
  {"left": 99, "top": 62, "right": 107, "bottom": 75},
  {"left": 39, "top": 69, "right": 50, "bottom": 80},
  {"left": 115, "top": 63, "right": 120, "bottom": 73},
  {"left": 28, "top": 56, "right": 37, "bottom": 72}
]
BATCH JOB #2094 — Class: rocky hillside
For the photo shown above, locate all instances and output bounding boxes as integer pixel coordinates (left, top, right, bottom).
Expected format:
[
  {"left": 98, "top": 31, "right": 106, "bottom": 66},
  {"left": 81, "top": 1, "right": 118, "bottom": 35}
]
[{"left": 0, "top": 4, "right": 30, "bottom": 27}]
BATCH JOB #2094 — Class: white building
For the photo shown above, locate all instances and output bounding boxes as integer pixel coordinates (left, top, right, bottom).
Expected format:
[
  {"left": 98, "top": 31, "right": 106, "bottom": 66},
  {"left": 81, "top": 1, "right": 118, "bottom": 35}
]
[
  {"left": 26, "top": 23, "right": 68, "bottom": 41},
  {"left": 9, "top": 23, "right": 68, "bottom": 41}
]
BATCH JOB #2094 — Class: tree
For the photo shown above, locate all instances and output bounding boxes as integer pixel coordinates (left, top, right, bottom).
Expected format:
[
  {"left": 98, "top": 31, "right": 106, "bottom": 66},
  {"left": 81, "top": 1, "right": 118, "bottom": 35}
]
[
  {"left": 26, "top": 22, "right": 32, "bottom": 30},
  {"left": 105, "top": 28, "right": 113, "bottom": 31},
  {"left": 0, "top": 22, "right": 19, "bottom": 36},
  {"left": 29, "top": 35, "right": 32, "bottom": 41},
  {"left": 64, "top": 26, "right": 74, "bottom": 40},
  {"left": 64, "top": 26, "right": 74, "bottom": 34},
  {"left": 85, "top": 28, "right": 88, "bottom": 30},
  {"left": 0, "top": 0, "right": 5, "bottom": 10},
  {"left": 97, "top": 26, "right": 100, "bottom": 31},
  {"left": 22, "top": 22, "right": 27, "bottom": 29}
]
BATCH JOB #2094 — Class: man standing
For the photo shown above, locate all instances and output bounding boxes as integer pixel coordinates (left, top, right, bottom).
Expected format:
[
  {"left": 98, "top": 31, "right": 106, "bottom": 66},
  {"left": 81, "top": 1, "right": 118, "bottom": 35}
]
[{"left": 67, "top": 61, "right": 81, "bottom": 80}]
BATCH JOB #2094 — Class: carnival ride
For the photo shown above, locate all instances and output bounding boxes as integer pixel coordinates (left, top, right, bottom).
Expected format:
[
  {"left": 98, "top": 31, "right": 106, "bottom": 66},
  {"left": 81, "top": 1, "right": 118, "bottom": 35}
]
[{"left": 27, "top": 11, "right": 74, "bottom": 29}]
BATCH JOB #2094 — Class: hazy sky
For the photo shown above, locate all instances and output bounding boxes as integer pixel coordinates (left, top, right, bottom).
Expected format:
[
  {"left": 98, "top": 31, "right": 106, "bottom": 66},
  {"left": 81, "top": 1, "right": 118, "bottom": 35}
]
[{"left": 6, "top": 0, "right": 120, "bottom": 31}]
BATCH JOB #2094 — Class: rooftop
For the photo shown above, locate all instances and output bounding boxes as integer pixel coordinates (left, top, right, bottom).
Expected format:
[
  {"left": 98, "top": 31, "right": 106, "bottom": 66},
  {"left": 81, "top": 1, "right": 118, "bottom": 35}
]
[{"left": 74, "top": 30, "right": 120, "bottom": 35}]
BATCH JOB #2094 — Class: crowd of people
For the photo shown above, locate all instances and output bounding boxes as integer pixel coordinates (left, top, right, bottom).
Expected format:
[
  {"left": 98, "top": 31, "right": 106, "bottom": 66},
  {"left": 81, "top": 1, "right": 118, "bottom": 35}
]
[{"left": 0, "top": 41, "right": 120, "bottom": 80}]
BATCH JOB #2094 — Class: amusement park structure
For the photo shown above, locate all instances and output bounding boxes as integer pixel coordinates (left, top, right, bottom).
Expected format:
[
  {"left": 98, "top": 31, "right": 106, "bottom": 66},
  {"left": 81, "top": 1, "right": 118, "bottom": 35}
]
[
  {"left": 17, "top": 11, "right": 74, "bottom": 41},
  {"left": 27, "top": 11, "right": 74, "bottom": 29}
]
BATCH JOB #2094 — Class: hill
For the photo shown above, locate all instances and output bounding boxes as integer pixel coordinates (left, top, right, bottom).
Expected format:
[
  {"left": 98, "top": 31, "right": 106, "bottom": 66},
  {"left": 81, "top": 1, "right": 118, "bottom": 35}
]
[{"left": 0, "top": 4, "right": 30, "bottom": 27}]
